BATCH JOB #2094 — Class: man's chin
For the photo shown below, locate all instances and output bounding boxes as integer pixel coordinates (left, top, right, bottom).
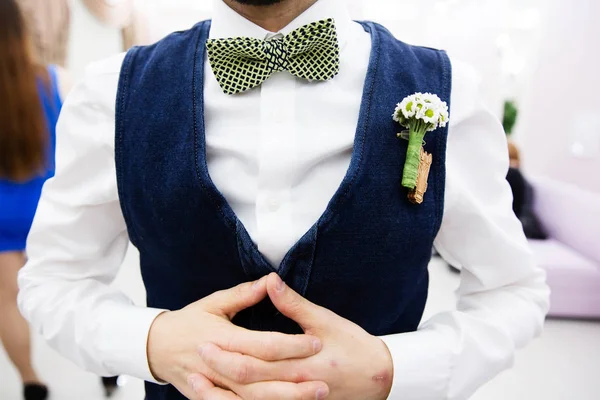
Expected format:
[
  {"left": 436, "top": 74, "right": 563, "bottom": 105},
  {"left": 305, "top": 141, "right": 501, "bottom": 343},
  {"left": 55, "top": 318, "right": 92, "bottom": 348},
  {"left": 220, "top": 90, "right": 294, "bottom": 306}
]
[{"left": 231, "top": 0, "right": 285, "bottom": 6}]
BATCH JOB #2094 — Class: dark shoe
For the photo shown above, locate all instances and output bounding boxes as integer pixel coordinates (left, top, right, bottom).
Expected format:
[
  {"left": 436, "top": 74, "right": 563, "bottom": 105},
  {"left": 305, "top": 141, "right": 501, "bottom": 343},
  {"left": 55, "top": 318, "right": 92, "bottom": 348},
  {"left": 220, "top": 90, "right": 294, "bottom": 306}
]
[
  {"left": 24, "top": 384, "right": 48, "bottom": 400},
  {"left": 102, "top": 376, "right": 119, "bottom": 398}
]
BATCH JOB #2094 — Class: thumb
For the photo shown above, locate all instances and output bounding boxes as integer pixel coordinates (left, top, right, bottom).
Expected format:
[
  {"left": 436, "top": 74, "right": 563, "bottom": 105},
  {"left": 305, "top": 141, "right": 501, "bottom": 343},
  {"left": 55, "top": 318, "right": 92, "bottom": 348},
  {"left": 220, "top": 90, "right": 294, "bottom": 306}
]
[
  {"left": 266, "top": 273, "right": 326, "bottom": 331},
  {"left": 203, "top": 276, "right": 268, "bottom": 320}
]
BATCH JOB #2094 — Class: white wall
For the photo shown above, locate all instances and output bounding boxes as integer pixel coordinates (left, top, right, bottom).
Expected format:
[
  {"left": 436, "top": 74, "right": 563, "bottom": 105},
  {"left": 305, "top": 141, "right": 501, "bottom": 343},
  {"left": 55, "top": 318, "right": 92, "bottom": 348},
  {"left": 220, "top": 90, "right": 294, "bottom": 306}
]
[
  {"left": 357, "top": 0, "right": 508, "bottom": 117},
  {"left": 67, "top": 0, "right": 122, "bottom": 79},
  {"left": 516, "top": 0, "right": 600, "bottom": 193},
  {"left": 67, "top": 0, "right": 213, "bottom": 79}
]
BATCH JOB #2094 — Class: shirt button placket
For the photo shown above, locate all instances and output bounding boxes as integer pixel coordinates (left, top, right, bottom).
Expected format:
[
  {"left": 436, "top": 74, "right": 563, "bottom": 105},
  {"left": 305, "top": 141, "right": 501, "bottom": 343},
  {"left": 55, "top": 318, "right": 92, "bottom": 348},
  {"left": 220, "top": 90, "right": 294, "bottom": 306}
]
[{"left": 256, "top": 68, "right": 297, "bottom": 267}]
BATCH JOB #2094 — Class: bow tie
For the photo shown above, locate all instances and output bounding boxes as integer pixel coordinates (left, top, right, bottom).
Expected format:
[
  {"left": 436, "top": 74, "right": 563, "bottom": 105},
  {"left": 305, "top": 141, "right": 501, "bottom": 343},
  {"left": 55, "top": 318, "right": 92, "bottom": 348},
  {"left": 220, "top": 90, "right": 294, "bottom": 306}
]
[{"left": 206, "top": 19, "right": 340, "bottom": 95}]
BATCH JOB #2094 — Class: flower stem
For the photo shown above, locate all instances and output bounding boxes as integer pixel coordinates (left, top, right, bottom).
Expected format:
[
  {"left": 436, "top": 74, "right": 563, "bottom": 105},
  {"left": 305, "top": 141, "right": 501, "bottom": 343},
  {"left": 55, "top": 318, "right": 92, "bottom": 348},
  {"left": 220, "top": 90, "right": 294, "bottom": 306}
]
[{"left": 402, "top": 123, "right": 427, "bottom": 189}]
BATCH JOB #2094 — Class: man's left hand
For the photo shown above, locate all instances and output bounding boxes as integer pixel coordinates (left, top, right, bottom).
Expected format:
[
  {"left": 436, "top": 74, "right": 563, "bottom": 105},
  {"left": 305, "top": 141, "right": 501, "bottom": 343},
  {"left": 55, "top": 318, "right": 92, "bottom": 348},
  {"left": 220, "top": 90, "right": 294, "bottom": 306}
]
[{"left": 195, "top": 273, "right": 394, "bottom": 400}]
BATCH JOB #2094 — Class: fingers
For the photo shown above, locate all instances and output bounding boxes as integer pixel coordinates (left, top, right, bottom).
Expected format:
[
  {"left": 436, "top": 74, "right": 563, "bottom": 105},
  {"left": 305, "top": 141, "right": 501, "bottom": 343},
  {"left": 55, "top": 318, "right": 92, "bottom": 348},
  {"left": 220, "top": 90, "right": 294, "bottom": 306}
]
[
  {"left": 220, "top": 328, "right": 321, "bottom": 361},
  {"left": 242, "top": 381, "right": 330, "bottom": 400},
  {"left": 266, "top": 273, "right": 325, "bottom": 330},
  {"left": 187, "top": 373, "right": 213, "bottom": 395},
  {"left": 188, "top": 373, "right": 242, "bottom": 400},
  {"left": 205, "top": 276, "right": 268, "bottom": 320},
  {"left": 200, "top": 343, "right": 310, "bottom": 384},
  {"left": 201, "top": 387, "right": 242, "bottom": 400},
  {"left": 188, "top": 372, "right": 329, "bottom": 400}
]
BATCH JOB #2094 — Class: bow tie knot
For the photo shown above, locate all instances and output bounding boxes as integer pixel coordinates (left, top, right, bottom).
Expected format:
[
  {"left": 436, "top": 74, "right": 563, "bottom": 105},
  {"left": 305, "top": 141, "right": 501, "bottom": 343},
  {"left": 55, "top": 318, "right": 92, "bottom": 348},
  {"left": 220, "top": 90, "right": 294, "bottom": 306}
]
[
  {"left": 206, "top": 19, "right": 340, "bottom": 95},
  {"left": 263, "top": 38, "right": 290, "bottom": 73}
]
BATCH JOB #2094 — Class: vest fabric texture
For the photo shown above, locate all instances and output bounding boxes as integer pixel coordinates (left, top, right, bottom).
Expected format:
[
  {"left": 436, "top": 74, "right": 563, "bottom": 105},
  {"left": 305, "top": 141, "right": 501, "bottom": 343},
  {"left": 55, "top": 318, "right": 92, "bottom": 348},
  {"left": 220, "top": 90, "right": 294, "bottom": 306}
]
[{"left": 115, "top": 20, "right": 452, "bottom": 400}]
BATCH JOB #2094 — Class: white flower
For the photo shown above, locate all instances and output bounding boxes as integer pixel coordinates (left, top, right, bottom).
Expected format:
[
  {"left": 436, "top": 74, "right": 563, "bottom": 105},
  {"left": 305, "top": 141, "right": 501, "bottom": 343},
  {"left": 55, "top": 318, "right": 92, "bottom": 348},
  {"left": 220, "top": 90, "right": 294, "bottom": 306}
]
[
  {"left": 438, "top": 101, "right": 449, "bottom": 128},
  {"left": 393, "top": 92, "right": 450, "bottom": 131},
  {"left": 398, "top": 97, "right": 417, "bottom": 120},
  {"left": 392, "top": 103, "right": 402, "bottom": 122},
  {"left": 393, "top": 103, "right": 409, "bottom": 123},
  {"left": 422, "top": 107, "right": 440, "bottom": 125},
  {"left": 412, "top": 99, "right": 425, "bottom": 119},
  {"left": 421, "top": 92, "right": 442, "bottom": 104}
]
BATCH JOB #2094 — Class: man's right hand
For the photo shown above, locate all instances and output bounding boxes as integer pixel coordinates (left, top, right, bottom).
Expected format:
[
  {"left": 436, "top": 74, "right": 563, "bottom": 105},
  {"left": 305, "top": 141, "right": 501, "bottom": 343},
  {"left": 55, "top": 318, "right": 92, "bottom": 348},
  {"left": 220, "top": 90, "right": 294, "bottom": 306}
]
[{"left": 147, "top": 276, "right": 329, "bottom": 400}]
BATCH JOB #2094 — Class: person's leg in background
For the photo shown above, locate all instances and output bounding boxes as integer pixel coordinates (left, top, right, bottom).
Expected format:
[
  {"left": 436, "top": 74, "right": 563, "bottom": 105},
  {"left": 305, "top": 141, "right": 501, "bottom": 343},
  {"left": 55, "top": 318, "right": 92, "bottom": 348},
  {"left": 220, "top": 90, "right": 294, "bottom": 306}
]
[
  {"left": 0, "top": 251, "right": 48, "bottom": 400},
  {"left": 102, "top": 376, "right": 119, "bottom": 397}
]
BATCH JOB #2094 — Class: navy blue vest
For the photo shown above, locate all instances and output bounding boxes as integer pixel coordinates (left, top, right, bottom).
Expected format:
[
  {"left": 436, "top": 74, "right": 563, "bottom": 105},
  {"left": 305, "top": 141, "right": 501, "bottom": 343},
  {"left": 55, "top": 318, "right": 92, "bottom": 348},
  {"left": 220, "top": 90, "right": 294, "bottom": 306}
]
[{"left": 116, "top": 20, "right": 451, "bottom": 400}]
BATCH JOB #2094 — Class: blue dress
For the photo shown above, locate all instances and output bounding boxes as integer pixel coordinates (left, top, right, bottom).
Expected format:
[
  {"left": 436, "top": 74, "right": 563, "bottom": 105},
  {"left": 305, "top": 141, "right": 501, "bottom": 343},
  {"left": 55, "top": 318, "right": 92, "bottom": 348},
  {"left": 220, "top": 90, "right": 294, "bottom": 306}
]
[{"left": 0, "top": 66, "right": 62, "bottom": 252}]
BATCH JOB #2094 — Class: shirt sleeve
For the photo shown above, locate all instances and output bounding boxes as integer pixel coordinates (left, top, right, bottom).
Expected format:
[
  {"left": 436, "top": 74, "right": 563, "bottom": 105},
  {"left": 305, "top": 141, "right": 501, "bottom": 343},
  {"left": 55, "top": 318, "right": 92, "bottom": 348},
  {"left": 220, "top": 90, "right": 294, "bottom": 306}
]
[
  {"left": 380, "top": 59, "right": 550, "bottom": 400},
  {"left": 18, "top": 53, "right": 166, "bottom": 382}
]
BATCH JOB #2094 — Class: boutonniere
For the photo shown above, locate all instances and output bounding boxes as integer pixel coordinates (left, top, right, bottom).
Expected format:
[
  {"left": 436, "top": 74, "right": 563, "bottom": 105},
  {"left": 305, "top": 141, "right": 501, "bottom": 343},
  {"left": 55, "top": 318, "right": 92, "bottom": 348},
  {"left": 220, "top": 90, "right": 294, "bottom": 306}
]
[{"left": 393, "top": 93, "right": 449, "bottom": 204}]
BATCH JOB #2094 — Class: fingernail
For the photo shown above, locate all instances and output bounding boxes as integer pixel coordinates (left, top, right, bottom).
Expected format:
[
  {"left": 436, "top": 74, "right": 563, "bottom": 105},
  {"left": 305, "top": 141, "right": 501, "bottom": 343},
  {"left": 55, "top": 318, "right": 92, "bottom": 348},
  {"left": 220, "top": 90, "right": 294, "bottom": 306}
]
[
  {"left": 316, "top": 388, "right": 328, "bottom": 400},
  {"left": 198, "top": 345, "right": 205, "bottom": 357},
  {"left": 276, "top": 276, "right": 285, "bottom": 292},
  {"left": 312, "top": 339, "right": 322, "bottom": 353}
]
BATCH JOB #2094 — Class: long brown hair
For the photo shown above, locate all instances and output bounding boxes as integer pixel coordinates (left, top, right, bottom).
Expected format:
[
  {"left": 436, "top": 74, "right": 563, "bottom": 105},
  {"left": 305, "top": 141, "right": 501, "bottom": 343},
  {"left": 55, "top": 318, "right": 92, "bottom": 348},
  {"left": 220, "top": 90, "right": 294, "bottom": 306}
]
[{"left": 0, "top": 0, "right": 50, "bottom": 181}]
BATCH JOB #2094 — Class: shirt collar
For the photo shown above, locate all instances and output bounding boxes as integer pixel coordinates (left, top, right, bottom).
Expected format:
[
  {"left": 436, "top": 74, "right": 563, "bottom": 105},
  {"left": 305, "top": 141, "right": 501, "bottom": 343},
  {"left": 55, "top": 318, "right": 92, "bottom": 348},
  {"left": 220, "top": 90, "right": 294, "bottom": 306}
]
[{"left": 209, "top": 0, "right": 352, "bottom": 49}]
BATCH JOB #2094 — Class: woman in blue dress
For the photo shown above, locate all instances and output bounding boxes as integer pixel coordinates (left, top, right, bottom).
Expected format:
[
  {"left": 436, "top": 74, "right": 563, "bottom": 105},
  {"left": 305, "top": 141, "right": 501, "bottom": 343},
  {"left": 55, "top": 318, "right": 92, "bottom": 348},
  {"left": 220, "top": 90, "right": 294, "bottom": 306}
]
[{"left": 0, "top": 1, "right": 70, "bottom": 399}]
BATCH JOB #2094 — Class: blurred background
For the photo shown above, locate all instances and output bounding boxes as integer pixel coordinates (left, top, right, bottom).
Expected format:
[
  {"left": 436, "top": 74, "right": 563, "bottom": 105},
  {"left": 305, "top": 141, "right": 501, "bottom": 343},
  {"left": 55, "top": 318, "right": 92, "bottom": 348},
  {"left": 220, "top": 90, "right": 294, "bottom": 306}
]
[
  {"left": 63, "top": 0, "right": 600, "bottom": 192},
  {"left": 1, "top": 0, "right": 599, "bottom": 399}
]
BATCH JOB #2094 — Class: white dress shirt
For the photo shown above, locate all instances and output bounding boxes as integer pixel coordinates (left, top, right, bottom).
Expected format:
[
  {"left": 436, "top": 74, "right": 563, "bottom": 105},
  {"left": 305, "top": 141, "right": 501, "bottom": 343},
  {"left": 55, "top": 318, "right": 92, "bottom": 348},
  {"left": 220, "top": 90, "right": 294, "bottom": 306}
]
[{"left": 18, "top": 0, "right": 550, "bottom": 399}]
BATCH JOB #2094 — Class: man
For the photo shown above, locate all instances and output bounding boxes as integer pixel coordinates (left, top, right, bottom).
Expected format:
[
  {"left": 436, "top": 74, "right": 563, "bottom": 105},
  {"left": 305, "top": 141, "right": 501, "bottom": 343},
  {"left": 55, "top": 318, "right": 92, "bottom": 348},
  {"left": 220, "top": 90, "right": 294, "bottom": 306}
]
[{"left": 18, "top": 0, "right": 550, "bottom": 399}]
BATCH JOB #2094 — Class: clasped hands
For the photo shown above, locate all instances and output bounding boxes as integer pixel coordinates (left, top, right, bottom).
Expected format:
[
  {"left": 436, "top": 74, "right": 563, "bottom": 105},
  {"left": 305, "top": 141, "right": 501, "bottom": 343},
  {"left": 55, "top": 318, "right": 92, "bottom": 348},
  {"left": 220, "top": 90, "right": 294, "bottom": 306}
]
[{"left": 147, "top": 273, "right": 393, "bottom": 400}]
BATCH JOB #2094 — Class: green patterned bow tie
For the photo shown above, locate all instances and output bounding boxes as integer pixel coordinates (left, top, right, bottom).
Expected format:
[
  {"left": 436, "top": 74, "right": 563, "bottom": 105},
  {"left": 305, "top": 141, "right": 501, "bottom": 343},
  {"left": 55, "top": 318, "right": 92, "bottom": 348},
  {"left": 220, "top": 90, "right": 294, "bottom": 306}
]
[{"left": 206, "top": 19, "right": 340, "bottom": 95}]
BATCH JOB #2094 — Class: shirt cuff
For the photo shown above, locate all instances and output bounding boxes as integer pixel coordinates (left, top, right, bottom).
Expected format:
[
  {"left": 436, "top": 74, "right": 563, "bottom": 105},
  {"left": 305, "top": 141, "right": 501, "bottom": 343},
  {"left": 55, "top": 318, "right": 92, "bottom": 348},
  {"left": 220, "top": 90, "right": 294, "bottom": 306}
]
[
  {"left": 102, "top": 305, "right": 167, "bottom": 384},
  {"left": 380, "top": 324, "right": 455, "bottom": 400}
]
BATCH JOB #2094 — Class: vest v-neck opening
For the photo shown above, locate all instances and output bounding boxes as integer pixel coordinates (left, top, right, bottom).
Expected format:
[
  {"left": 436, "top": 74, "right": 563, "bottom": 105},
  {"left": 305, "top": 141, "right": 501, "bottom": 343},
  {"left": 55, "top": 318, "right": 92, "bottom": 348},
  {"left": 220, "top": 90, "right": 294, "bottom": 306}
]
[{"left": 193, "top": 21, "right": 381, "bottom": 277}]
